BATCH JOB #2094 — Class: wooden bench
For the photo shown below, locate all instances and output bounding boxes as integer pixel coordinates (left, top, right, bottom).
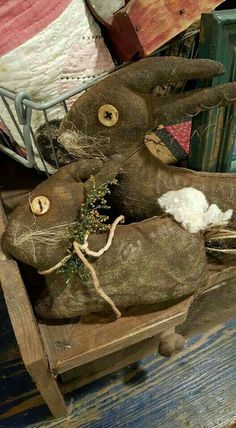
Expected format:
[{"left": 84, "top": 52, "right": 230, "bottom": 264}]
[{"left": 0, "top": 197, "right": 235, "bottom": 418}]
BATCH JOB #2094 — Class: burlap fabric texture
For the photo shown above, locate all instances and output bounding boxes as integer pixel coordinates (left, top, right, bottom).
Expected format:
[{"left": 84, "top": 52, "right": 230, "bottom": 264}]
[
  {"left": 58, "top": 57, "right": 236, "bottom": 225},
  {"left": 2, "top": 158, "right": 208, "bottom": 319}
]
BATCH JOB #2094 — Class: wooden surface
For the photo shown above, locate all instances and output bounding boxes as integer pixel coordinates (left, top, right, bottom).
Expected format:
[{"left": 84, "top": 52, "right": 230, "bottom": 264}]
[
  {"left": 0, "top": 199, "right": 68, "bottom": 418},
  {"left": 0, "top": 259, "right": 46, "bottom": 369},
  {"left": 0, "top": 279, "right": 235, "bottom": 427},
  {"left": 0, "top": 260, "right": 68, "bottom": 418},
  {"left": 37, "top": 253, "right": 236, "bottom": 377},
  {"left": 0, "top": 198, "right": 44, "bottom": 370},
  {"left": 39, "top": 298, "right": 190, "bottom": 375},
  {"left": 201, "top": 254, "right": 236, "bottom": 291},
  {"left": 100, "top": 0, "right": 226, "bottom": 62}
]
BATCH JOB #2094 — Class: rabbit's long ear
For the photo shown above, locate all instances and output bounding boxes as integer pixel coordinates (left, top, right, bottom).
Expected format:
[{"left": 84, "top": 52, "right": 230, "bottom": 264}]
[
  {"left": 148, "top": 81, "right": 236, "bottom": 126},
  {"left": 111, "top": 57, "right": 225, "bottom": 93},
  {"left": 84, "top": 155, "right": 125, "bottom": 192},
  {"left": 56, "top": 158, "right": 104, "bottom": 182}
]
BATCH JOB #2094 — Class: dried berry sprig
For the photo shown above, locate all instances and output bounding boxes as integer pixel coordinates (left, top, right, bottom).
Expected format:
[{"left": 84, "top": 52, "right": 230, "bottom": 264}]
[{"left": 59, "top": 177, "right": 117, "bottom": 282}]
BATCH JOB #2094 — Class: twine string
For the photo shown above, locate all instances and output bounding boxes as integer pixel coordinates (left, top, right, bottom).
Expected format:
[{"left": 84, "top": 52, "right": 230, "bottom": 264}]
[{"left": 38, "top": 216, "right": 124, "bottom": 319}]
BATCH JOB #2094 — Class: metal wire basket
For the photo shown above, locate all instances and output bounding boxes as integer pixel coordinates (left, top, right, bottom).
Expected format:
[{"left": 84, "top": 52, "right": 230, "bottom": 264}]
[
  {"left": 0, "top": 27, "right": 199, "bottom": 176},
  {"left": 0, "top": 78, "right": 105, "bottom": 176}
]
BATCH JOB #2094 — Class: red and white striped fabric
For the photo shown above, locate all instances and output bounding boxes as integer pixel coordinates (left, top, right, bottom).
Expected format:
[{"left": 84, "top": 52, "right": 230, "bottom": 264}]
[{"left": 0, "top": 0, "right": 114, "bottom": 170}]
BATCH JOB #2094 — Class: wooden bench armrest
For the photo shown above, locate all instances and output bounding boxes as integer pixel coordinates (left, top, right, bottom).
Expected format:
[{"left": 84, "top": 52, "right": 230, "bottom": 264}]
[{"left": 0, "top": 196, "right": 47, "bottom": 369}]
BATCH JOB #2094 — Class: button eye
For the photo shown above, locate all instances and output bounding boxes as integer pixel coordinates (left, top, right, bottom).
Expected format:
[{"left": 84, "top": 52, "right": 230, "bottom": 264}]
[
  {"left": 30, "top": 196, "right": 50, "bottom": 215},
  {"left": 98, "top": 104, "right": 119, "bottom": 127}
]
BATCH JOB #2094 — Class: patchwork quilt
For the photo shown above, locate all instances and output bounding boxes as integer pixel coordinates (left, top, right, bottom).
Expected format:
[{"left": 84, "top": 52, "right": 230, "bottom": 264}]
[{"left": 0, "top": 0, "right": 114, "bottom": 170}]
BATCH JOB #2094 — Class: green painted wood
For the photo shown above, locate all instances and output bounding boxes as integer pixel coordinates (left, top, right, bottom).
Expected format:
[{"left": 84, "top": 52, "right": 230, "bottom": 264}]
[{"left": 188, "top": 10, "right": 236, "bottom": 173}]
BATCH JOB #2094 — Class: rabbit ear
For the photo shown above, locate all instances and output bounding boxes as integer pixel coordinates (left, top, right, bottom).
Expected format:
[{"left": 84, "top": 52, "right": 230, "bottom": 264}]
[
  {"left": 55, "top": 159, "right": 104, "bottom": 182},
  {"left": 148, "top": 81, "right": 236, "bottom": 126},
  {"left": 84, "top": 155, "right": 124, "bottom": 193},
  {"left": 111, "top": 57, "right": 225, "bottom": 93}
]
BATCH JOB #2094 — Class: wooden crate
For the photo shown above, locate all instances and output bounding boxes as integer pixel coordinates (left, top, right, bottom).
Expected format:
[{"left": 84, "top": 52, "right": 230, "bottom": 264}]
[
  {"left": 87, "top": 0, "right": 226, "bottom": 62},
  {"left": 0, "top": 197, "right": 236, "bottom": 418}
]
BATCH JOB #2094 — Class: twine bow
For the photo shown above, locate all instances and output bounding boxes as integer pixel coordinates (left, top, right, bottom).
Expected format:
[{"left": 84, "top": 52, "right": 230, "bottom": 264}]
[{"left": 39, "top": 215, "right": 125, "bottom": 319}]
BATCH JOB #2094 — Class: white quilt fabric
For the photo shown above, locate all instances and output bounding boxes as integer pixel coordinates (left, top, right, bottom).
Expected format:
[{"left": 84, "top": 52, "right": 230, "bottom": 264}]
[{"left": 0, "top": 0, "right": 114, "bottom": 171}]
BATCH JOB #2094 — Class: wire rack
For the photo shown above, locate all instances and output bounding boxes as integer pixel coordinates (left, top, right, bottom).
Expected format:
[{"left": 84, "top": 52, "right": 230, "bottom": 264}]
[
  {"left": 0, "top": 77, "right": 107, "bottom": 176},
  {"left": 0, "top": 28, "right": 199, "bottom": 176}
]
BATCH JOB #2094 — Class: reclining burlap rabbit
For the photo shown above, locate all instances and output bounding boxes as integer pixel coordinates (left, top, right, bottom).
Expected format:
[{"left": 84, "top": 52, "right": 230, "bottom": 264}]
[{"left": 2, "top": 158, "right": 210, "bottom": 320}]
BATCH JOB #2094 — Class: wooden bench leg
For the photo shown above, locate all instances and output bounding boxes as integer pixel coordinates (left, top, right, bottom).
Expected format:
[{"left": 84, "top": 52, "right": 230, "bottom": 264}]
[
  {"left": 0, "top": 256, "right": 68, "bottom": 419},
  {"left": 28, "top": 360, "right": 68, "bottom": 418}
]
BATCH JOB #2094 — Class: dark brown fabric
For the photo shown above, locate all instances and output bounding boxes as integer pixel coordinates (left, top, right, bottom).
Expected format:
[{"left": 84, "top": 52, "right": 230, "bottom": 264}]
[
  {"left": 112, "top": 147, "right": 236, "bottom": 227},
  {"left": 35, "top": 216, "right": 208, "bottom": 319},
  {"left": 2, "top": 160, "right": 208, "bottom": 319},
  {"left": 1, "top": 158, "right": 120, "bottom": 270},
  {"left": 58, "top": 57, "right": 236, "bottom": 225}
]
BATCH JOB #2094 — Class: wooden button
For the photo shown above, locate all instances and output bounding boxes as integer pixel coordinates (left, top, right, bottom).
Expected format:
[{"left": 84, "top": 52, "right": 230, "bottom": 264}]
[
  {"left": 98, "top": 104, "right": 119, "bottom": 127},
  {"left": 30, "top": 196, "right": 50, "bottom": 215}
]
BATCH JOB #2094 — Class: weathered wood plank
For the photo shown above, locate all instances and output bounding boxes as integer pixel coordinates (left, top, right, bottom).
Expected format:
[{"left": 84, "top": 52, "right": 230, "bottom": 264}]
[
  {"left": 60, "top": 335, "right": 164, "bottom": 389},
  {"left": 51, "top": 299, "right": 190, "bottom": 373},
  {"left": 0, "top": 259, "right": 46, "bottom": 368},
  {"left": 0, "top": 197, "right": 68, "bottom": 418},
  {"left": 56, "top": 276, "right": 236, "bottom": 392},
  {"left": 0, "top": 197, "right": 46, "bottom": 370},
  {"left": 179, "top": 276, "right": 236, "bottom": 337},
  {"left": 3, "top": 320, "right": 235, "bottom": 428},
  {"left": 37, "top": 253, "right": 236, "bottom": 376},
  {"left": 102, "top": 0, "right": 226, "bottom": 61},
  {"left": 39, "top": 299, "right": 190, "bottom": 374},
  {"left": 62, "top": 321, "right": 236, "bottom": 428},
  {"left": 0, "top": 277, "right": 236, "bottom": 426},
  {"left": 38, "top": 321, "right": 77, "bottom": 370},
  {"left": 0, "top": 260, "right": 68, "bottom": 418}
]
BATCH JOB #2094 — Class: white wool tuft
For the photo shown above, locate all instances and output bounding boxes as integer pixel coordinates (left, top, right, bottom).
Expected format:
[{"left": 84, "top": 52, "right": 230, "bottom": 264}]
[{"left": 158, "top": 187, "right": 233, "bottom": 233}]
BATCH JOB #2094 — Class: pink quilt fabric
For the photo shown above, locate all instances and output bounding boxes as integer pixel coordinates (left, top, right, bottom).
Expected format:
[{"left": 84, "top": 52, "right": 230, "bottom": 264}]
[
  {"left": 0, "top": 0, "right": 114, "bottom": 171},
  {"left": 0, "top": 0, "right": 71, "bottom": 56}
]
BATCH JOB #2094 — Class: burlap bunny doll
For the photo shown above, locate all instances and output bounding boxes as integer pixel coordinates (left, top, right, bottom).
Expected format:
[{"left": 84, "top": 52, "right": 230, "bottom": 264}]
[
  {"left": 2, "top": 157, "right": 209, "bottom": 320},
  {"left": 58, "top": 57, "right": 236, "bottom": 225}
]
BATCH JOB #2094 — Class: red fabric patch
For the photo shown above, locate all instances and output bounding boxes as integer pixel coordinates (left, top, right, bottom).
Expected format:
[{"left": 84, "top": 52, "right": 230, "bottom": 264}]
[
  {"left": 165, "top": 121, "right": 191, "bottom": 153},
  {"left": 0, "top": 0, "right": 72, "bottom": 56}
]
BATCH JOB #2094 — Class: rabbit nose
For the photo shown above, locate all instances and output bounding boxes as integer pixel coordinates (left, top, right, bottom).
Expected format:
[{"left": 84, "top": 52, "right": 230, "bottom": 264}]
[{"left": 30, "top": 196, "right": 50, "bottom": 215}]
